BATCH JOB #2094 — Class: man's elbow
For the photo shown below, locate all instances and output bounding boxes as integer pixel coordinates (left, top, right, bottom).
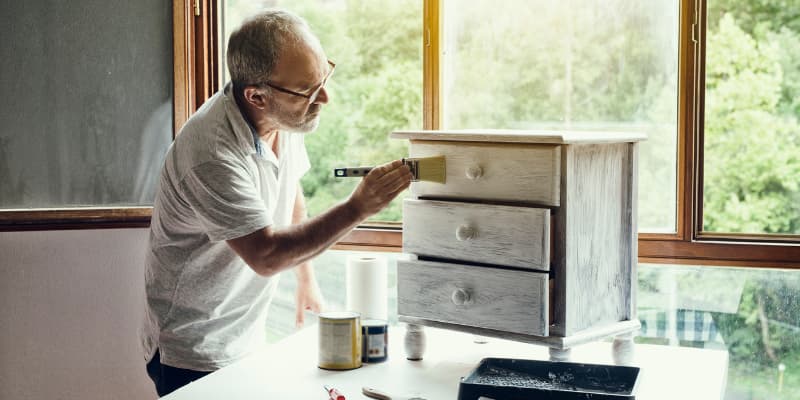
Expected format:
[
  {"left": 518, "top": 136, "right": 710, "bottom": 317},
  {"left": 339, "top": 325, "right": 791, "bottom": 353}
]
[
  {"left": 227, "top": 229, "right": 293, "bottom": 277},
  {"left": 243, "top": 248, "right": 294, "bottom": 278}
]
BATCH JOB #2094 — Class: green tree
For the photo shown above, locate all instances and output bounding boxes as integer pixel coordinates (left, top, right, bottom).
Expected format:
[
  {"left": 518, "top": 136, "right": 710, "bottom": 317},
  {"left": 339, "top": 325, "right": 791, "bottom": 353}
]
[
  {"left": 703, "top": 14, "right": 800, "bottom": 234},
  {"left": 284, "top": 0, "right": 422, "bottom": 221}
]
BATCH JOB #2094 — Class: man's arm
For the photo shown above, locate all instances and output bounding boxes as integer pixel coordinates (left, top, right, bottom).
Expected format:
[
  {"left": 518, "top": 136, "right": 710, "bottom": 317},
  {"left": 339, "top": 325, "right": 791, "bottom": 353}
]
[{"left": 227, "top": 159, "right": 411, "bottom": 277}]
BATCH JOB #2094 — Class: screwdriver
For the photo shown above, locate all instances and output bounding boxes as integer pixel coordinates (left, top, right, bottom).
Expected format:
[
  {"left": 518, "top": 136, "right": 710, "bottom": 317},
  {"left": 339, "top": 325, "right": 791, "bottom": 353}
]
[{"left": 324, "top": 385, "right": 346, "bottom": 400}]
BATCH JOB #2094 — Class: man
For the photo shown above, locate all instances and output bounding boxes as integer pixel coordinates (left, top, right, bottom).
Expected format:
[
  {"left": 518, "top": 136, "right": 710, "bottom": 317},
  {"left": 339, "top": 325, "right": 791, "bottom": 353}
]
[{"left": 141, "top": 10, "right": 412, "bottom": 396}]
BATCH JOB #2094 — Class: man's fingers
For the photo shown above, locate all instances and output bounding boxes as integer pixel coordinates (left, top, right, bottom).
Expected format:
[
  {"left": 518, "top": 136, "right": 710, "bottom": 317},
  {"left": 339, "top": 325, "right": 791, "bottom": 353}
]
[
  {"left": 384, "top": 178, "right": 411, "bottom": 200},
  {"left": 380, "top": 163, "right": 412, "bottom": 181},
  {"left": 381, "top": 166, "right": 413, "bottom": 189},
  {"left": 374, "top": 163, "right": 412, "bottom": 190},
  {"left": 370, "top": 159, "right": 404, "bottom": 178}
]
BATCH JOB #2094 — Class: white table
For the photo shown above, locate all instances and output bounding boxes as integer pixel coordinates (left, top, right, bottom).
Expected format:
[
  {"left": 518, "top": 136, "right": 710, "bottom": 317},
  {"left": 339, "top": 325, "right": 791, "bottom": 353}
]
[{"left": 163, "top": 325, "right": 728, "bottom": 399}]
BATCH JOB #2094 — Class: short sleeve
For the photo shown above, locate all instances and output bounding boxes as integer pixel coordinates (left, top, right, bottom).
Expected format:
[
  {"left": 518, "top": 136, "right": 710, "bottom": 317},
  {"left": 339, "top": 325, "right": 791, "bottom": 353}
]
[{"left": 180, "top": 159, "right": 272, "bottom": 242}]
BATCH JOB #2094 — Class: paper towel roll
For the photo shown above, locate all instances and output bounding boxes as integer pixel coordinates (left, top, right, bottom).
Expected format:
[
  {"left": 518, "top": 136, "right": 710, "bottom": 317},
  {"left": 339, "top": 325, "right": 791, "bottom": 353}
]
[{"left": 345, "top": 255, "right": 388, "bottom": 321}]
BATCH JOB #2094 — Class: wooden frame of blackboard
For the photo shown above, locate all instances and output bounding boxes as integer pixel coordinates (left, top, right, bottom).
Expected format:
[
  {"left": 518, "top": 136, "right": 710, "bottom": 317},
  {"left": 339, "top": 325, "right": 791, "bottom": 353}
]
[{"left": 0, "top": 0, "right": 216, "bottom": 231}]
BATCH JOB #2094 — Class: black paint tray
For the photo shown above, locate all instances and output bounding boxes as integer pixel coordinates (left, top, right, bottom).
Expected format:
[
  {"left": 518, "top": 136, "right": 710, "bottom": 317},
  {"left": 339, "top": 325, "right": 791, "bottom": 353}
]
[{"left": 457, "top": 357, "right": 640, "bottom": 400}]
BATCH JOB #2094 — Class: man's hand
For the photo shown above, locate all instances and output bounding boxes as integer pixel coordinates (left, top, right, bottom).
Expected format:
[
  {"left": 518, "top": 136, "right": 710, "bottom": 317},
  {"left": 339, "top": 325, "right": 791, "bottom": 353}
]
[
  {"left": 295, "top": 263, "right": 324, "bottom": 328},
  {"left": 348, "top": 159, "right": 413, "bottom": 218}
]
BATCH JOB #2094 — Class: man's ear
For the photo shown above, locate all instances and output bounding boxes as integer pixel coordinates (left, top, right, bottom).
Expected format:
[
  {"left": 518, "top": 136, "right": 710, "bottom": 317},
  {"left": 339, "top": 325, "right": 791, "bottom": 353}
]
[{"left": 243, "top": 86, "right": 268, "bottom": 109}]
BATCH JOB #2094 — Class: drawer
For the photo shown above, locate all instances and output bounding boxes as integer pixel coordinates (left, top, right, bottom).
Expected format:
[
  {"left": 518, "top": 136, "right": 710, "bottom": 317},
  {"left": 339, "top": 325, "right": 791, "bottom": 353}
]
[
  {"left": 397, "top": 259, "right": 549, "bottom": 336},
  {"left": 403, "top": 199, "right": 550, "bottom": 271},
  {"left": 408, "top": 141, "right": 561, "bottom": 206}
]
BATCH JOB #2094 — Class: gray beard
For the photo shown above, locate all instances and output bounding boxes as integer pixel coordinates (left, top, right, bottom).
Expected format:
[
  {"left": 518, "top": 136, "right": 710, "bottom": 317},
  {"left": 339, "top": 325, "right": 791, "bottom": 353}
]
[{"left": 269, "top": 98, "right": 321, "bottom": 133}]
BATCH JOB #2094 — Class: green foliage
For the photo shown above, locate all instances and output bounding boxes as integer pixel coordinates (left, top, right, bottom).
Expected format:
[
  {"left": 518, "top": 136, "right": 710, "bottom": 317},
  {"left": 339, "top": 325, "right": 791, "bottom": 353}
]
[
  {"left": 276, "top": 0, "right": 422, "bottom": 220},
  {"left": 703, "top": 13, "right": 800, "bottom": 234}
]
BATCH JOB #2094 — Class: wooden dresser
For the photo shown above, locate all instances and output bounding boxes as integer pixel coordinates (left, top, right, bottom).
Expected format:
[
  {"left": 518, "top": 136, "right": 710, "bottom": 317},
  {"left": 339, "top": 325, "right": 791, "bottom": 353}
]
[{"left": 390, "top": 129, "right": 646, "bottom": 362}]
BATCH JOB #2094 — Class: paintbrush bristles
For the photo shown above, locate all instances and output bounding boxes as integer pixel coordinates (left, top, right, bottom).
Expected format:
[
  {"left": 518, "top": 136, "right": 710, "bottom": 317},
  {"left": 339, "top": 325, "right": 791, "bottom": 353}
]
[{"left": 404, "top": 155, "right": 446, "bottom": 184}]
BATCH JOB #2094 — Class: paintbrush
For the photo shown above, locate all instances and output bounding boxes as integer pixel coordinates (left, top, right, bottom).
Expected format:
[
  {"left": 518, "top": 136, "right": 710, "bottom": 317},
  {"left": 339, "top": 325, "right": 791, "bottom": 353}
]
[{"left": 334, "top": 156, "right": 446, "bottom": 183}]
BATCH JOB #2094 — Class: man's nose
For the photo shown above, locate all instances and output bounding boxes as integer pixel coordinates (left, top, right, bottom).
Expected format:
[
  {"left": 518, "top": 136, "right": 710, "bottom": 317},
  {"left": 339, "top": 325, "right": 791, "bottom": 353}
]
[{"left": 313, "top": 86, "right": 330, "bottom": 105}]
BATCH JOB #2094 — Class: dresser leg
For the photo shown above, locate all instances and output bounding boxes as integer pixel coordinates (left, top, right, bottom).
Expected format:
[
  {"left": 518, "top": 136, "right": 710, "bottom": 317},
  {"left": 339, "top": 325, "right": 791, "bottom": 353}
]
[
  {"left": 404, "top": 324, "right": 426, "bottom": 361},
  {"left": 612, "top": 332, "right": 636, "bottom": 365},
  {"left": 549, "top": 347, "right": 571, "bottom": 361}
]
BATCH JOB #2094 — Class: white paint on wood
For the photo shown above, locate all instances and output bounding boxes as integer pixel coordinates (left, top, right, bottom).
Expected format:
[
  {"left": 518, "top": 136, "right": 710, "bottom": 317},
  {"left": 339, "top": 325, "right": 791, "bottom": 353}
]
[
  {"left": 625, "top": 144, "right": 639, "bottom": 321},
  {"left": 392, "top": 129, "right": 647, "bottom": 144},
  {"left": 408, "top": 141, "right": 561, "bottom": 206},
  {"left": 555, "top": 143, "right": 636, "bottom": 335},
  {"left": 397, "top": 259, "right": 549, "bottom": 336},
  {"left": 395, "top": 130, "right": 640, "bottom": 349},
  {"left": 403, "top": 199, "right": 550, "bottom": 270}
]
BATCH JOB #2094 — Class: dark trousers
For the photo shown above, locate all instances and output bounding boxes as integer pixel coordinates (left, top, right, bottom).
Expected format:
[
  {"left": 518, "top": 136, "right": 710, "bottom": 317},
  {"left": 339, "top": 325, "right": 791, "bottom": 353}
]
[{"left": 146, "top": 350, "right": 212, "bottom": 397}]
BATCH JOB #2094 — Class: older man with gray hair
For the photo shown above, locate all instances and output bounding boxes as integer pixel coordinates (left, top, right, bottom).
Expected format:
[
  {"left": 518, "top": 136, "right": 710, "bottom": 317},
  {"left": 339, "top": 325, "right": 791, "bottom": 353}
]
[{"left": 141, "top": 9, "right": 411, "bottom": 396}]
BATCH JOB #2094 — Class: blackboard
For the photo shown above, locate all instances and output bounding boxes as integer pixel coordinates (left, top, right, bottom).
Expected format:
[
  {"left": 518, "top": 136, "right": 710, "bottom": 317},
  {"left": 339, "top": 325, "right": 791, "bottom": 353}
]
[{"left": 0, "top": 0, "right": 173, "bottom": 208}]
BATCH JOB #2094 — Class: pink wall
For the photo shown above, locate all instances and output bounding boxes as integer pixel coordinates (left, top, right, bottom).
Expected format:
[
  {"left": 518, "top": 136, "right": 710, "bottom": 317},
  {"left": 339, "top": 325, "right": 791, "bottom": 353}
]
[{"left": 0, "top": 229, "right": 157, "bottom": 399}]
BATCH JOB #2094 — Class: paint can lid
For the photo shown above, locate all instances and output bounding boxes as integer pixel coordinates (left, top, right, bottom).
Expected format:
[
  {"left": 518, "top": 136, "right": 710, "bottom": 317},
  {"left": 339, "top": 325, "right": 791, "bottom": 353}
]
[{"left": 319, "top": 311, "right": 361, "bottom": 320}]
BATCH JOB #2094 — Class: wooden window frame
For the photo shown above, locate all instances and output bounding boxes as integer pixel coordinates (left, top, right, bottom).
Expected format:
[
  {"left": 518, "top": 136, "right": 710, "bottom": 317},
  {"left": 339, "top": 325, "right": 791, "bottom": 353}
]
[
  {"left": 340, "top": 0, "right": 800, "bottom": 269},
  {"left": 0, "top": 0, "right": 218, "bottom": 231}
]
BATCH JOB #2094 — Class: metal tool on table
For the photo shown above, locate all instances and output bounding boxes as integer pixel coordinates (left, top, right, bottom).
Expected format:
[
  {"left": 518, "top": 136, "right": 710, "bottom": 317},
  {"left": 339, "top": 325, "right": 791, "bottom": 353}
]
[
  {"left": 362, "top": 386, "right": 426, "bottom": 400},
  {"left": 324, "top": 384, "right": 346, "bottom": 400}
]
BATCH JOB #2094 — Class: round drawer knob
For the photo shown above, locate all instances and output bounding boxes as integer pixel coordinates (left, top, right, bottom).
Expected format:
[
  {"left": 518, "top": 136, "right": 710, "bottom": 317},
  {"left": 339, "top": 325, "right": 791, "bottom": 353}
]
[
  {"left": 451, "top": 288, "right": 472, "bottom": 306},
  {"left": 456, "top": 224, "right": 476, "bottom": 241},
  {"left": 465, "top": 164, "right": 483, "bottom": 180}
]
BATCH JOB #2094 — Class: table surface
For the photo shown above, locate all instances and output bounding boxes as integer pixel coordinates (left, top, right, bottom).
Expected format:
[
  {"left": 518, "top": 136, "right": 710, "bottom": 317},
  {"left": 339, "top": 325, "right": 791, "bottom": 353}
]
[{"left": 163, "top": 325, "right": 728, "bottom": 400}]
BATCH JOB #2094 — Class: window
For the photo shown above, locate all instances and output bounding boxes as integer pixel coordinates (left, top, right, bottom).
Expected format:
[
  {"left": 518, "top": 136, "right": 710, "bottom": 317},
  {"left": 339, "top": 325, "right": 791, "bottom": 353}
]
[
  {"left": 439, "top": 0, "right": 680, "bottom": 233},
  {"left": 636, "top": 263, "right": 800, "bottom": 398},
  {"left": 701, "top": 0, "right": 800, "bottom": 237},
  {"left": 0, "top": 0, "right": 204, "bottom": 229}
]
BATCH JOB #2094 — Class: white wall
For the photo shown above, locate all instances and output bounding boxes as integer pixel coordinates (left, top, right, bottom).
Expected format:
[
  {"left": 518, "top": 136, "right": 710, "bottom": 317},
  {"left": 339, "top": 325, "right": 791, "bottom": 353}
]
[{"left": 0, "top": 229, "right": 157, "bottom": 400}]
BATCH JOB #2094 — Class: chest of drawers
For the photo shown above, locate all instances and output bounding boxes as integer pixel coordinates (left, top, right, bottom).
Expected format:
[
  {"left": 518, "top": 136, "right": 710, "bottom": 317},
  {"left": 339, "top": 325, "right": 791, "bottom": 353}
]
[{"left": 390, "top": 129, "right": 645, "bottom": 362}]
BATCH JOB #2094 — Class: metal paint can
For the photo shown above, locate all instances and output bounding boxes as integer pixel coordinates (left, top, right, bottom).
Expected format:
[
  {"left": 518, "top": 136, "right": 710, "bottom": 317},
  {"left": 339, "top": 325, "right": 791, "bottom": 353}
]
[
  {"left": 318, "top": 311, "right": 362, "bottom": 370},
  {"left": 361, "top": 319, "right": 388, "bottom": 363}
]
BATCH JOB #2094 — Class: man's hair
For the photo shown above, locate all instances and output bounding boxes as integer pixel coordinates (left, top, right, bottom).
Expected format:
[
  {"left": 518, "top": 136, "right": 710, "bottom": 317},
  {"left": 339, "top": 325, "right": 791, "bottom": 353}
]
[{"left": 226, "top": 10, "right": 311, "bottom": 93}]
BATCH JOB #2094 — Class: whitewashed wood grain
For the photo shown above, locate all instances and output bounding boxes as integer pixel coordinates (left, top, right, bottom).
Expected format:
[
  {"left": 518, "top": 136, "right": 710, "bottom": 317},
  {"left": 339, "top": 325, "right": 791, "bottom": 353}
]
[
  {"left": 397, "top": 259, "right": 549, "bottom": 336},
  {"left": 391, "top": 129, "right": 647, "bottom": 144},
  {"left": 623, "top": 144, "right": 639, "bottom": 322},
  {"left": 403, "top": 199, "right": 550, "bottom": 270},
  {"left": 407, "top": 141, "right": 561, "bottom": 206},
  {"left": 552, "top": 143, "right": 636, "bottom": 336}
]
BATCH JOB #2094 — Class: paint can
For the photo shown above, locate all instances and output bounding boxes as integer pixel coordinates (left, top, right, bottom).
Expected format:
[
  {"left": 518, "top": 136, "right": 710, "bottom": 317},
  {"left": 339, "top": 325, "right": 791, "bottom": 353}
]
[
  {"left": 361, "top": 319, "right": 388, "bottom": 363},
  {"left": 318, "top": 311, "right": 362, "bottom": 370}
]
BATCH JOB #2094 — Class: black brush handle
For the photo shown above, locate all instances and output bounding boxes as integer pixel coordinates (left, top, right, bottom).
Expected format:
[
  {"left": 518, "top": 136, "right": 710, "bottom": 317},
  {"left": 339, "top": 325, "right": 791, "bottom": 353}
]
[{"left": 333, "top": 167, "right": 374, "bottom": 178}]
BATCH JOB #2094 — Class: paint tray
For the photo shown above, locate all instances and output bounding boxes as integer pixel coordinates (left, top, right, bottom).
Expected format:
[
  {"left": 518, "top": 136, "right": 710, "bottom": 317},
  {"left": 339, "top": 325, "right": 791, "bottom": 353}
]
[{"left": 457, "top": 357, "right": 640, "bottom": 400}]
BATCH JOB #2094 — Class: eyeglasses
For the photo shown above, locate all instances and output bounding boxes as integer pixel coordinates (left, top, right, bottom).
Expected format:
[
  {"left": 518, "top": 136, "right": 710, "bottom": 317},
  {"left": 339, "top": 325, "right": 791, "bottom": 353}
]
[{"left": 260, "top": 60, "right": 336, "bottom": 104}]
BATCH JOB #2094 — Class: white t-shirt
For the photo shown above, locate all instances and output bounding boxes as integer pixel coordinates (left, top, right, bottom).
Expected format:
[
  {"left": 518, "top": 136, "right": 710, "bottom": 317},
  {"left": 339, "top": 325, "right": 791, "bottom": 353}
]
[{"left": 141, "top": 83, "right": 310, "bottom": 371}]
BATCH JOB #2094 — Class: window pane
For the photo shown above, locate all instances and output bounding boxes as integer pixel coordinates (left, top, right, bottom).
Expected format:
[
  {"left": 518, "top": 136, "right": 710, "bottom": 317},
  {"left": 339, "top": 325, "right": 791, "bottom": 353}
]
[
  {"left": 221, "top": 0, "right": 422, "bottom": 223},
  {"left": 638, "top": 263, "right": 800, "bottom": 398},
  {"left": 441, "top": 0, "right": 679, "bottom": 233},
  {"left": 702, "top": 1, "right": 800, "bottom": 235},
  {"left": 265, "top": 250, "right": 403, "bottom": 342},
  {"left": 0, "top": 1, "right": 173, "bottom": 208}
]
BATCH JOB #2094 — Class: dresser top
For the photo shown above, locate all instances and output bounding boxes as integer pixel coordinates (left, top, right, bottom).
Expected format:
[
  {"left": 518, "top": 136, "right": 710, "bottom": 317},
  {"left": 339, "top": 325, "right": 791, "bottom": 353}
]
[{"left": 391, "top": 129, "right": 647, "bottom": 144}]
